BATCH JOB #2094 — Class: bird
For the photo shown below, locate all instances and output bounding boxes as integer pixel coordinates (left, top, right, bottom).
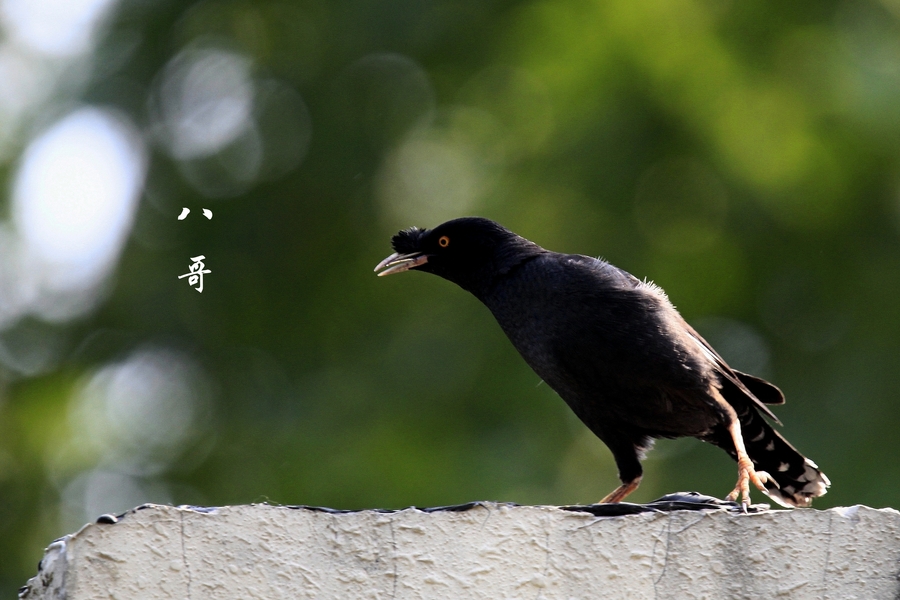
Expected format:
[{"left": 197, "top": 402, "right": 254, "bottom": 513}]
[{"left": 374, "top": 217, "right": 829, "bottom": 509}]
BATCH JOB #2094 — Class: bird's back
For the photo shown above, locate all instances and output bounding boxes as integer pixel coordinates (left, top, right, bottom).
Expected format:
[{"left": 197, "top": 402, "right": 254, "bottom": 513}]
[{"left": 482, "top": 252, "right": 723, "bottom": 438}]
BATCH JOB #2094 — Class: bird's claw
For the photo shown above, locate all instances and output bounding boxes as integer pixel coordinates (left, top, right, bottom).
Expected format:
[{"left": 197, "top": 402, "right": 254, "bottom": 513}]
[
  {"left": 726, "top": 457, "right": 770, "bottom": 510},
  {"left": 757, "top": 470, "right": 779, "bottom": 488}
]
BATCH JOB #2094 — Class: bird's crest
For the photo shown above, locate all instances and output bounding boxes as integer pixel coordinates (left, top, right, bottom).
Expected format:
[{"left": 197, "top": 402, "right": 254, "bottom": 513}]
[{"left": 391, "top": 227, "right": 425, "bottom": 254}]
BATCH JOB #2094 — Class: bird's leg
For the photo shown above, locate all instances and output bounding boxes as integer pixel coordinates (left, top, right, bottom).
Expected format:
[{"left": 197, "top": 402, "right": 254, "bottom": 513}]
[
  {"left": 724, "top": 419, "right": 774, "bottom": 511},
  {"left": 599, "top": 475, "right": 642, "bottom": 504}
]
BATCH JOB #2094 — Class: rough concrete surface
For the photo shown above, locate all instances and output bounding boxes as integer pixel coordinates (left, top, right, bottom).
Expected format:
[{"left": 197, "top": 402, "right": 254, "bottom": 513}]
[{"left": 19, "top": 502, "right": 900, "bottom": 599}]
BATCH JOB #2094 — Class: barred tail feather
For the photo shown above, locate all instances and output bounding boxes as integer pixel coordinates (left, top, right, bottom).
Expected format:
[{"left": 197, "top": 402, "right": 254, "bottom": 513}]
[{"left": 732, "top": 407, "right": 829, "bottom": 507}]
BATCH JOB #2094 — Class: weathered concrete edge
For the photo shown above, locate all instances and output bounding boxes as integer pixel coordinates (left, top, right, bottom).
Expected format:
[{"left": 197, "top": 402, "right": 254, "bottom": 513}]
[{"left": 19, "top": 502, "right": 900, "bottom": 599}]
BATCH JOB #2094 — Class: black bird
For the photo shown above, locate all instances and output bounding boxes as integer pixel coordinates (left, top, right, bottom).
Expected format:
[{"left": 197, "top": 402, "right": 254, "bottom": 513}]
[{"left": 375, "top": 217, "right": 829, "bottom": 508}]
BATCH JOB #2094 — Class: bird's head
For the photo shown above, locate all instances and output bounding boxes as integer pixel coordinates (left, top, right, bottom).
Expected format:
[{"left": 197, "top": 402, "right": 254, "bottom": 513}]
[{"left": 374, "top": 217, "right": 543, "bottom": 295}]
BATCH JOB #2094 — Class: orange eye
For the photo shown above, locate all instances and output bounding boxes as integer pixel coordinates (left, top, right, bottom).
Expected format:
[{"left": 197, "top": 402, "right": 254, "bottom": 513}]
[{"left": 438, "top": 235, "right": 450, "bottom": 248}]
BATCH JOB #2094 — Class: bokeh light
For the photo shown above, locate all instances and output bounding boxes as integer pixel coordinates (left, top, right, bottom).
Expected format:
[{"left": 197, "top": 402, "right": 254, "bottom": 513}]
[
  {"left": 378, "top": 109, "right": 497, "bottom": 225},
  {"left": 155, "top": 46, "right": 255, "bottom": 161},
  {"left": 69, "top": 347, "right": 211, "bottom": 468},
  {"left": 0, "top": 107, "right": 146, "bottom": 334},
  {"left": 0, "top": 0, "right": 117, "bottom": 57},
  {"left": 13, "top": 108, "right": 145, "bottom": 281},
  {"left": 57, "top": 347, "right": 212, "bottom": 529},
  {"left": 151, "top": 43, "right": 312, "bottom": 197}
]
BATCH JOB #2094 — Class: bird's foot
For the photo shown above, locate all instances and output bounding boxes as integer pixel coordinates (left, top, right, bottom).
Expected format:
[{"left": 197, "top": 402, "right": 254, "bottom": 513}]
[
  {"left": 599, "top": 476, "right": 642, "bottom": 504},
  {"left": 725, "top": 456, "right": 775, "bottom": 512}
]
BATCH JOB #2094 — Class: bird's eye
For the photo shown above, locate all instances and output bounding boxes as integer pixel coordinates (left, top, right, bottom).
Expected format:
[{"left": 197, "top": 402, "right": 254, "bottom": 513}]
[{"left": 438, "top": 235, "right": 450, "bottom": 248}]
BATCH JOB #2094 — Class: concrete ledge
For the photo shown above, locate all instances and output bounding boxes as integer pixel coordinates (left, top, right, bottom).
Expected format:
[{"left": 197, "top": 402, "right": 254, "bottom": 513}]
[{"left": 20, "top": 500, "right": 900, "bottom": 599}]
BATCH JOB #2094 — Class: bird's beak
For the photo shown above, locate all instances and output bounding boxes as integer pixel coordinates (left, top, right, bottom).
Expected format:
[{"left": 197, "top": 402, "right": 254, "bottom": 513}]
[{"left": 374, "top": 252, "right": 429, "bottom": 276}]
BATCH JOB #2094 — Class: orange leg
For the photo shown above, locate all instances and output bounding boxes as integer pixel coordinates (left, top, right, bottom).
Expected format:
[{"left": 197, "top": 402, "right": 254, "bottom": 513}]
[
  {"left": 599, "top": 475, "right": 642, "bottom": 504},
  {"left": 724, "top": 419, "right": 776, "bottom": 511}
]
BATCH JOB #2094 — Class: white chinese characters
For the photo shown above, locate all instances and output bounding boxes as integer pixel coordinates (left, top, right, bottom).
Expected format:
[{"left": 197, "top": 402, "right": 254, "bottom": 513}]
[
  {"left": 177, "top": 208, "right": 214, "bottom": 292},
  {"left": 178, "top": 255, "right": 211, "bottom": 293},
  {"left": 177, "top": 207, "right": 213, "bottom": 220}
]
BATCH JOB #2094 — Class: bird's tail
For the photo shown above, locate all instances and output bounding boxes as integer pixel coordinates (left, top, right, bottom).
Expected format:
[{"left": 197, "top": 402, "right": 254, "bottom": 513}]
[{"left": 715, "top": 405, "right": 830, "bottom": 508}]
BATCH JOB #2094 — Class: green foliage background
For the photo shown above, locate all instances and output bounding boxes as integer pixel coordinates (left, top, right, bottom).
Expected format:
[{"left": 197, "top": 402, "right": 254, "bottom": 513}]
[{"left": 4, "top": 0, "right": 900, "bottom": 592}]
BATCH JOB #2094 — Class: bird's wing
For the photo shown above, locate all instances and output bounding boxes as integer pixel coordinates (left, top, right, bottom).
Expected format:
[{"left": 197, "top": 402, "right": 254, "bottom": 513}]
[
  {"left": 557, "top": 256, "right": 784, "bottom": 423},
  {"left": 732, "top": 370, "right": 785, "bottom": 405},
  {"left": 680, "top": 320, "right": 782, "bottom": 424}
]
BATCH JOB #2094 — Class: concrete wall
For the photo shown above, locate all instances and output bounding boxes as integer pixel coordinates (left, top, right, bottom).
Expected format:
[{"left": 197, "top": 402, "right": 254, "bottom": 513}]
[{"left": 19, "top": 502, "right": 900, "bottom": 599}]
